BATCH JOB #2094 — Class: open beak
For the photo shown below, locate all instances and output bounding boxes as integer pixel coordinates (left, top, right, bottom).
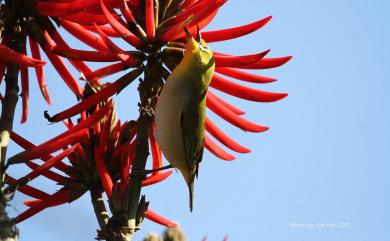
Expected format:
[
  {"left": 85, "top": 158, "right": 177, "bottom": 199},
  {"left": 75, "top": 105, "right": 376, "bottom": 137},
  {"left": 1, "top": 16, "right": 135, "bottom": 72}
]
[
  {"left": 196, "top": 25, "right": 201, "bottom": 42},
  {"left": 184, "top": 27, "right": 192, "bottom": 41}
]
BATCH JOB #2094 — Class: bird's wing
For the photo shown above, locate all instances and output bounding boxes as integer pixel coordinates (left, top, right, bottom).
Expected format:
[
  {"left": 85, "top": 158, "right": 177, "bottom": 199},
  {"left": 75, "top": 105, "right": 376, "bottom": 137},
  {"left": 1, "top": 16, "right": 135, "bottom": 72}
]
[{"left": 180, "top": 109, "right": 204, "bottom": 179}]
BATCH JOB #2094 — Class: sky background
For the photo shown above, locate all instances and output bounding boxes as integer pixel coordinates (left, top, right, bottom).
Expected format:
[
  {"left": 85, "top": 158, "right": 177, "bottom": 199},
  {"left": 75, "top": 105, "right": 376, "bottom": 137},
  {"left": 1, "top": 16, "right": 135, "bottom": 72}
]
[{"left": 5, "top": 0, "right": 390, "bottom": 241}]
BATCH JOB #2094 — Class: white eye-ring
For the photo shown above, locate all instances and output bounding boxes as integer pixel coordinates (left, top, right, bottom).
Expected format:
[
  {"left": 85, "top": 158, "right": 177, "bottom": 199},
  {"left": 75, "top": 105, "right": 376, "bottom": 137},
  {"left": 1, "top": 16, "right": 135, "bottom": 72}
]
[{"left": 200, "top": 45, "right": 210, "bottom": 52}]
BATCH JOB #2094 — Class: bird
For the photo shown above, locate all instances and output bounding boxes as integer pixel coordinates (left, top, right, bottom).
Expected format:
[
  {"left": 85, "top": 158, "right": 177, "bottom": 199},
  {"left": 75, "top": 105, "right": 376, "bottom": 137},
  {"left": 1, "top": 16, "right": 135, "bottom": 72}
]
[{"left": 154, "top": 28, "right": 215, "bottom": 211}]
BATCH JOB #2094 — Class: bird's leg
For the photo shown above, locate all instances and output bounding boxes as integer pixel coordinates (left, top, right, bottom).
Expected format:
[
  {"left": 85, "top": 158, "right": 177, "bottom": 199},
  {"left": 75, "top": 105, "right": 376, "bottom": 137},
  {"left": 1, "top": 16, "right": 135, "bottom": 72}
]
[{"left": 131, "top": 165, "right": 173, "bottom": 176}]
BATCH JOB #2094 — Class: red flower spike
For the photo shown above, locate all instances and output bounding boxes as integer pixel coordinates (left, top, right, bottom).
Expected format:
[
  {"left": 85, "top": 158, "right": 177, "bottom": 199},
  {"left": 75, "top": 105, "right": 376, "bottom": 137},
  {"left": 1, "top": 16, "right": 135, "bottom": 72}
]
[
  {"left": 204, "top": 135, "right": 235, "bottom": 161},
  {"left": 60, "top": 20, "right": 110, "bottom": 51},
  {"left": 99, "top": 0, "right": 143, "bottom": 48},
  {"left": 210, "top": 74, "right": 288, "bottom": 102},
  {"left": 146, "top": 0, "right": 156, "bottom": 40},
  {"left": 145, "top": 209, "right": 177, "bottom": 228},
  {"left": 28, "top": 37, "right": 51, "bottom": 104},
  {"left": 215, "top": 67, "right": 277, "bottom": 84},
  {"left": 206, "top": 93, "right": 269, "bottom": 132},
  {"left": 206, "top": 90, "right": 245, "bottom": 115},
  {"left": 48, "top": 68, "right": 142, "bottom": 122},
  {"left": 10, "top": 131, "right": 70, "bottom": 172},
  {"left": 53, "top": 45, "right": 120, "bottom": 62},
  {"left": 18, "top": 145, "right": 78, "bottom": 185},
  {"left": 0, "top": 45, "right": 46, "bottom": 67},
  {"left": 142, "top": 171, "right": 173, "bottom": 187},
  {"left": 213, "top": 49, "right": 270, "bottom": 68},
  {"left": 35, "top": 0, "right": 95, "bottom": 17},
  {"left": 6, "top": 176, "right": 50, "bottom": 200},
  {"left": 240, "top": 56, "right": 293, "bottom": 69},
  {"left": 15, "top": 188, "right": 71, "bottom": 223},
  {"left": 205, "top": 117, "right": 250, "bottom": 153},
  {"left": 94, "top": 147, "right": 114, "bottom": 197},
  {"left": 7, "top": 129, "right": 87, "bottom": 165},
  {"left": 20, "top": 65, "right": 29, "bottom": 124},
  {"left": 202, "top": 16, "right": 272, "bottom": 42}
]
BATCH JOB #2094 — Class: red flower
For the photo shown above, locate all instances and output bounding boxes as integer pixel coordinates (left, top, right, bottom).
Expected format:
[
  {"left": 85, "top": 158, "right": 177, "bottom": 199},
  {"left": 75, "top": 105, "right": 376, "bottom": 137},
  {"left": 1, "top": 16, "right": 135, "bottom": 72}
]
[{"left": 37, "top": 0, "right": 290, "bottom": 161}]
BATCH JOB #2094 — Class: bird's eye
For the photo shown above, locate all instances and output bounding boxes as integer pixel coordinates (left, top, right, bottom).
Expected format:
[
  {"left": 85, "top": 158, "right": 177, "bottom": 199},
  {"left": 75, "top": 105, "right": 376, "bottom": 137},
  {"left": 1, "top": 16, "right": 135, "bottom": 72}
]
[{"left": 199, "top": 45, "right": 210, "bottom": 52}]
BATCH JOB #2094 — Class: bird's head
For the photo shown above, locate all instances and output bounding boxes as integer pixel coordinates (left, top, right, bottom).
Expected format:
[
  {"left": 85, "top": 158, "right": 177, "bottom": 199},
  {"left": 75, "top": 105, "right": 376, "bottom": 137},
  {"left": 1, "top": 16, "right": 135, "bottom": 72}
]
[{"left": 183, "top": 27, "right": 214, "bottom": 66}]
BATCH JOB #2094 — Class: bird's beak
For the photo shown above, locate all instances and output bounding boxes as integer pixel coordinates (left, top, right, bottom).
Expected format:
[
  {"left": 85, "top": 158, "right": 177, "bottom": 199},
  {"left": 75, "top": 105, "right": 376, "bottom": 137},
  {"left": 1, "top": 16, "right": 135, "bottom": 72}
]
[
  {"left": 184, "top": 27, "right": 192, "bottom": 41},
  {"left": 196, "top": 25, "right": 201, "bottom": 42}
]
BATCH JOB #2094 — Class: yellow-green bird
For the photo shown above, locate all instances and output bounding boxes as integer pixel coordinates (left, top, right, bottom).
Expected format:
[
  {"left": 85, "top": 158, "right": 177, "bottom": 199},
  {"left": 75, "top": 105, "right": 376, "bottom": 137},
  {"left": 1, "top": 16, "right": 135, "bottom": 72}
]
[{"left": 154, "top": 29, "right": 215, "bottom": 211}]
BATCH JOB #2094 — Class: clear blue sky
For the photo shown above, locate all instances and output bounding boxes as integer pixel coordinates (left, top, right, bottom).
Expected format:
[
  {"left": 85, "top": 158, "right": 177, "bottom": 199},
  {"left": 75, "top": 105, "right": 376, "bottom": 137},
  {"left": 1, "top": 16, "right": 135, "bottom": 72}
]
[{"left": 7, "top": 0, "right": 390, "bottom": 240}]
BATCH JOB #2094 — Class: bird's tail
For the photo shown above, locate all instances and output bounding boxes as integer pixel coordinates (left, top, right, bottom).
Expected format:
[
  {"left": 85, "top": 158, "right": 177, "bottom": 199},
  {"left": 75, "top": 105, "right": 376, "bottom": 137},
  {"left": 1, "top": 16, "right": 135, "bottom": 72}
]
[{"left": 188, "top": 181, "right": 194, "bottom": 212}]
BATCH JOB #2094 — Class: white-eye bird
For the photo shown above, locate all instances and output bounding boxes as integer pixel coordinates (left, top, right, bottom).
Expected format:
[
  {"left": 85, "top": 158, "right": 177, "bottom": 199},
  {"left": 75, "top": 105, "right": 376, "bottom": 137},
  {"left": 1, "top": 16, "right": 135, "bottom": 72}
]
[{"left": 154, "top": 28, "right": 215, "bottom": 211}]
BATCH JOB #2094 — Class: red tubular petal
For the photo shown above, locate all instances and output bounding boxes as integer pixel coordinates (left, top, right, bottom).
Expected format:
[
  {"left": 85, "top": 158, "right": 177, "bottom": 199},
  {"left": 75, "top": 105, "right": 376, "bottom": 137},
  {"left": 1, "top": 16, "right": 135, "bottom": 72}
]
[
  {"left": 180, "top": 0, "right": 198, "bottom": 9},
  {"left": 239, "top": 56, "right": 293, "bottom": 69},
  {"left": 169, "top": 1, "right": 223, "bottom": 41},
  {"left": 53, "top": 45, "right": 120, "bottom": 62},
  {"left": 35, "top": 0, "right": 94, "bottom": 17},
  {"left": 142, "top": 171, "right": 173, "bottom": 187},
  {"left": 206, "top": 93, "right": 269, "bottom": 132},
  {"left": 20, "top": 65, "right": 29, "bottom": 124},
  {"left": 46, "top": 100, "right": 112, "bottom": 145},
  {"left": 204, "top": 135, "right": 235, "bottom": 161},
  {"left": 29, "top": 37, "right": 51, "bottom": 104},
  {"left": 20, "top": 145, "right": 78, "bottom": 184},
  {"left": 99, "top": 110, "right": 113, "bottom": 153},
  {"left": 149, "top": 124, "right": 162, "bottom": 174},
  {"left": 202, "top": 16, "right": 272, "bottom": 42},
  {"left": 94, "top": 147, "right": 113, "bottom": 197},
  {"left": 210, "top": 74, "right": 288, "bottom": 102},
  {"left": 160, "top": 0, "right": 222, "bottom": 42},
  {"left": 145, "top": 0, "right": 156, "bottom": 40},
  {"left": 82, "top": 24, "right": 120, "bottom": 37},
  {"left": 84, "top": 62, "right": 127, "bottom": 81},
  {"left": 10, "top": 131, "right": 70, "bottom": 172},
  {"left": 0, "top": 45, "right": 46, "bottom": 67},
  {"left": 213, "top": 50, "right": 270, "bottom": 68},
  {"left": 50, "top": 68, "right": 141, "bottom": 122},
  {"left": 6, "top": 176, "right": 49, "bottom": 200},
  {"left": 205, "top": 117, "right": 250, "bottom": 153},
  {"left": 60, "top": 20, "right": 109, "bottom": 51},
  {"left": 24, "top": 160, "right": 68, "bottom": 183},
  {"left": 61, "top": 11, "right": 109, "bottom": 26},
  {"left": 100, "top": 0, "right": 143, "bottom": 48},
  {"left": 119, "top": 0, "right": 135, "bottom": 23},
  {"left": 0, "top": 61, "right": 6, "bottom": 85},
  {"left": 207, "top": 91, "right": 245, "bottom": 115},
  {"left": 215, "top": 67, "right": 276, "bottom": 84},
  {"left": 15, "top": 189, "right": 71, "bottom": 223},
  {"left": 145, "top": 209, "right": 177, "bottom": 227},
  {"left": 7, "top": 129, "right": 87, "bottom": 165},
  {"left": 93, "top": 23, "right": 139, "bottom": 65}
]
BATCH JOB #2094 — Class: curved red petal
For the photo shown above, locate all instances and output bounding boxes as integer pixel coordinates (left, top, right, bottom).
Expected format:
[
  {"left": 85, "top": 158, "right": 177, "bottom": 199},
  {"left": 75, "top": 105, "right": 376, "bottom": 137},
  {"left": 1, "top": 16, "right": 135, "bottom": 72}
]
[
  {"left": 145, "top": 209, "right": 177, "bottom": 227},
  {"left": 202, "top": 16, "right": 272, "bottom": 42},
  {"left": 240, "top": 56, "right": 293, "bottom": 69},
  {"left": 204, "top": 135, "right": 235, "bottom": 161},
  {"left": 215, "top": 67, "right": 277, "bottom": 84},
  {"left": 214, "top": 50, "right": 270, "bottom": 68},
  {"left": 210, "top": 74, "right": 288, "bottom": 102},
  {"left": 207, "top": 91, "right": 245, "bottom": 115},
  {"left": 205, "top": 117, "right": 250, "bottom": 153}
]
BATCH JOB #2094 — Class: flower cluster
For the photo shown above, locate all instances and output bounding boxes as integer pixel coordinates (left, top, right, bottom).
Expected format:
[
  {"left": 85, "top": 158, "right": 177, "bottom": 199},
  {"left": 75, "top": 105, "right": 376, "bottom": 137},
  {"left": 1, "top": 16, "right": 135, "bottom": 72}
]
[{"left": 1, "top": 0, "right": 291, "bottom": 238}]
